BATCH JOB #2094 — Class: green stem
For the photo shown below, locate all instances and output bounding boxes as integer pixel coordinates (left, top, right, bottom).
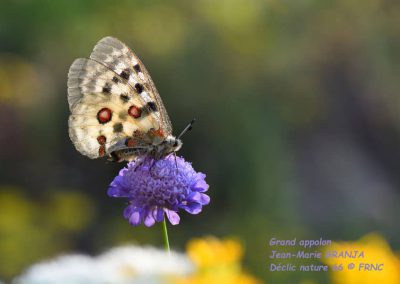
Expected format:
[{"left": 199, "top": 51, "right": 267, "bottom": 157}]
[{"left": 162, "top": 217, "right": 170, "bottom": 253}]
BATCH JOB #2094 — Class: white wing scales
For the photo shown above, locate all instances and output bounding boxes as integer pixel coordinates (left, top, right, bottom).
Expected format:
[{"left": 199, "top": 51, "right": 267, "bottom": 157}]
[{"left": 90, "top": 37, "right": 140, "bottom": 86}]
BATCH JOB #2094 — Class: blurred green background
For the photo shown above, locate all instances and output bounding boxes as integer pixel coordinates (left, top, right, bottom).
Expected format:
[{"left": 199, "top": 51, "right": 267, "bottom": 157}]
[{"left": 1, "top": 0, "right": 400, "bottom": 282}]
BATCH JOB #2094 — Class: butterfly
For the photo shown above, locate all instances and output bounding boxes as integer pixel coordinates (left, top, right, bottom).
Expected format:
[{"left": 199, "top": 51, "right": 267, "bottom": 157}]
[{"left": 67, "top": 36, "right": 193, "bottom": 162}]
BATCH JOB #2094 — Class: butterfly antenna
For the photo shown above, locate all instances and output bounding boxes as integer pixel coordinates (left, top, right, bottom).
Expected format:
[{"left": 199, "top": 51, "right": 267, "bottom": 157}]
[{"left": 177, "top": 118, "right": 196, "bottom": 139}]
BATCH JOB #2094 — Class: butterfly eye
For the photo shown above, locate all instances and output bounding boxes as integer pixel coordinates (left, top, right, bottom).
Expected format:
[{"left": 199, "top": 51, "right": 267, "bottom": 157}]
[{"left": 173, "top": 141, "right": 178, "bottom": 147}]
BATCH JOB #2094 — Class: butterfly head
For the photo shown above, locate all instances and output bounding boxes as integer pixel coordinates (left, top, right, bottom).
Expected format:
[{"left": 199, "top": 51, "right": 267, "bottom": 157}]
[
  {"left": 162, "top": 119, "right": 195, "bottom": 156},
  {"left": 164, "top": 136, "right": 183, "bottom": 154}
]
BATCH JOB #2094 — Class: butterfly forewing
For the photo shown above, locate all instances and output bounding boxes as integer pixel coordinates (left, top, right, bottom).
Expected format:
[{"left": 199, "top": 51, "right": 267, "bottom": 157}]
[
  {"left": 67, "top": 37, "right": 171, "bottom": 160},
  {"left": 89, "top": 37, "right": 172, "bottom": 135}
]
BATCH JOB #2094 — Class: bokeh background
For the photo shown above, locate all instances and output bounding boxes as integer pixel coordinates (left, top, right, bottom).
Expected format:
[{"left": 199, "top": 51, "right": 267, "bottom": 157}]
[{"left": 1, "top": 0, "right": 400, "bottom": 283}]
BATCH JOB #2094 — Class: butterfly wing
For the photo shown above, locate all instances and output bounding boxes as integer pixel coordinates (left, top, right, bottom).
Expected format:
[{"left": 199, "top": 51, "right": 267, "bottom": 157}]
[
  {"left": 89, "top": 37, "right": 172, "bottom": 135},
  {"left": 67, "top": 37, "right": 171, "bottom": 159}
]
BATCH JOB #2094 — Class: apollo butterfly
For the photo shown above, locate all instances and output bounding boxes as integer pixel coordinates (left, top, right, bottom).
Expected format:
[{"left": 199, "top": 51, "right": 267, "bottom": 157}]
[{"left": 67, "top": 37, "right": 193, "bottom": 162}]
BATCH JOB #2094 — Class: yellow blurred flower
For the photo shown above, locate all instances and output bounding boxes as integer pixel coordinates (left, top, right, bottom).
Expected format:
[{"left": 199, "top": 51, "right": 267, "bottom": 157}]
[
  {"left": 322, "top": 233, "right": 400, "bottom": 284},
  {"left": 179, "top": 236, "right": 263, "bottom": 284},
  {"left": 187, "top": 237, "right": 243, "bottom": 268}
]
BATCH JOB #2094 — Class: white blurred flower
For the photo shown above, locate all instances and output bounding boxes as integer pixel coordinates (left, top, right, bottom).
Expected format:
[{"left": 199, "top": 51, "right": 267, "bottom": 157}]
[
  {"left": 13, "top": 255, "right": 98, "bottom": 284},
  {"left": 97, "top": 246, "right": 193, "bottom": 284},
  {"left": 13, "top": 245, "right": 193, "bottom": 284}
]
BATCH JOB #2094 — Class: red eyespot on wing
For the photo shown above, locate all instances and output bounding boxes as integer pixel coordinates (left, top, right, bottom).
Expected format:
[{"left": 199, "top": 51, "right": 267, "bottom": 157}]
[
  {"left": 97, "top": 108, "right": 112, "bottom": 124},
  {"left": 154, "top": 128, "right": 164, "bottom": 137},
  {"left": 128, "top": 105, "right": 141, "bottom": 119},
  {"left": 97, "top": 135, "right": 107, "bottom": 145},
  {"left": 99, "top": 145, "right": 106, "bottom": 157},
  {"left": 125, "top": 138, "right": 136, "bottom": 147},
  {"left": 148, "top": 128, "right": 165, "bottom": 138}
]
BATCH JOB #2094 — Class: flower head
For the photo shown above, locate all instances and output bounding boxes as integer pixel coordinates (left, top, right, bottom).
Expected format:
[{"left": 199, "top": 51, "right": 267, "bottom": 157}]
[
  {"left": 15, "top": 245, "right": 193, "bottom": 284},
  {"left": 108, "top": 156, "right": 210, "bottom": 227},
  {"left": 180, "top": 236, "right": 263, "bottom": 284},
  {"left": 187, "top": 237, "right": 243, "bottom": 268}
]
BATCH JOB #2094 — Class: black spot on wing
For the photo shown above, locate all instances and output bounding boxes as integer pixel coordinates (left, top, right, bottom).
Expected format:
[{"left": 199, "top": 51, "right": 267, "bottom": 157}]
[
  {"left": 112, "top": 76, "right": 119, "bottom": 83},
  {"left": 120, "top": 94, "right": 130, "bottom": 103},
  {"left": 120, "top": 69, "right": 130, "bottom": 80},
  {"left": 133, "top": 64, "right": 141, "bottom": 73},
  {"left": 147, "top": 102, "right": 158, "bottom": 112},
  {"left": 102, "top": 83, "right": 111, "bottom": 94},
  {"left": 135, "top": 83, "right": 144, "bottom": 93},
  {"left": 113, "top": 123, "right": 123, "bottom": 133}
]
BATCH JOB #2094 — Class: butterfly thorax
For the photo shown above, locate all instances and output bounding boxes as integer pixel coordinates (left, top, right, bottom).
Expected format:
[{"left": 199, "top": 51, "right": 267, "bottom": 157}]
[
  {"left": 110, "top": 135, "right": 182, "bottom": 162},
  {"left": 155, "top": 135, "right": 182, "bottom": 158}
]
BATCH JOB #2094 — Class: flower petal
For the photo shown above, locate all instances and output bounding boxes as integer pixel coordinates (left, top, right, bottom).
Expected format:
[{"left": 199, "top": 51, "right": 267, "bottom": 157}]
[
  {"left": 181, "top": 202, "right": 202, "bottom": 214},
  {"left": 129, "top": 211, "right": 141, "bottom": 226},
  {"left": 123, "top": 205, "right": 134, "bottom": 219},
  {"left": 165, "top": 209, "right": 180, "bottom": 225},
  {"left": 192, "top": 179, "right": 209, "bottom": 192},
  {"left": 188, "top": 192, "right": 210, "bottom": 205},
  {"left": 144, "top": 211, "right": 156, "bottom": 227},
  {"left": 107, "top": 185, "right": 127, "bottom": 197},
  {"left": 153, "top": 207, "right": 164, "bottom": 222}
]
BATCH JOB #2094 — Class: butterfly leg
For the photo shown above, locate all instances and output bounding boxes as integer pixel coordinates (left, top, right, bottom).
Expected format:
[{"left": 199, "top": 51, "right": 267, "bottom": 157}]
[
  {"left": 149, "top": 158, "right": 159, "bottom": 178},
  {"left": 133, "top": 156, "right": 147, "bottom": 172},
  {"left": 173, "top": 152, "right": 179, "bottom": 173}
]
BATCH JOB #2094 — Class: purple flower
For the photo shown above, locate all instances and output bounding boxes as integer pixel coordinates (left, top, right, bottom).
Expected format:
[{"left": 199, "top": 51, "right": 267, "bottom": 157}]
[{"left": 108, "top": 156, "right": 210, "bottom": 227}]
